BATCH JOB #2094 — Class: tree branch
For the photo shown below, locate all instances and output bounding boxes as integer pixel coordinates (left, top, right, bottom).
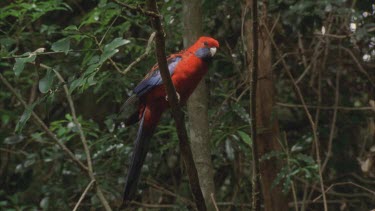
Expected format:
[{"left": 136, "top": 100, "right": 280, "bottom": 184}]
[
  {"left": 73, "top": 180, "right": 95, "bottom": 211},
  {"left": 340, "top": 46, "right": 375, "bottom": 88},
  {"left": 146, "top": 0, "right": 206, "bottom": 210},
  {"left": 37, "top": 63, "right": 112, "bottom": 211},
  {"left": 276, "top": 102, "right": 372, "bottom": 111},
  {"left": 0, "top": 73, "right": 88, "bottom": 172},
  {"left": 122, "top": 32, "right": 155, "bottom": 75},
  {"left": 248, "top": 0, "right": 261, "bottom": 210},
  {"left": 112, "top": 0, "right": 160, "bottom": 18}
]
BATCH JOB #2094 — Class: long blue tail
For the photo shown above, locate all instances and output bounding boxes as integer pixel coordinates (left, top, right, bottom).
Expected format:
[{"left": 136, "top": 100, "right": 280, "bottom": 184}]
[{"left": 122, "top": 109, "right": 155, "bottom": 206}]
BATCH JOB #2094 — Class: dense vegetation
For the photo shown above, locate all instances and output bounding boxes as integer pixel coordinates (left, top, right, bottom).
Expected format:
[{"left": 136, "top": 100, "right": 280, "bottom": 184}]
[{"left": 0, "top": 0, "right": 374, "bottom": 210}]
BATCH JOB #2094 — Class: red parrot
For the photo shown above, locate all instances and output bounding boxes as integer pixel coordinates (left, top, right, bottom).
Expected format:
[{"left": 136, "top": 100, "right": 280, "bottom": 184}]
[{"left": 119, "top": 36, "right": 219, "bottom": 204}]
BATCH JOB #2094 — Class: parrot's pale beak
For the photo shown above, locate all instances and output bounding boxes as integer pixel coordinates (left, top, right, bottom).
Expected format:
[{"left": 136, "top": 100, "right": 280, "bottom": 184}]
[{"left": 210, "top": 47, "right": 217, "bottom": 57}]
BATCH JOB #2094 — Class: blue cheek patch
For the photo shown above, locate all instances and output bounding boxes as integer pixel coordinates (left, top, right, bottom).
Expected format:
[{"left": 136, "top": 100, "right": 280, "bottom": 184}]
[{"left": 195, "top": 48, "right": 211, "bottom": 59}]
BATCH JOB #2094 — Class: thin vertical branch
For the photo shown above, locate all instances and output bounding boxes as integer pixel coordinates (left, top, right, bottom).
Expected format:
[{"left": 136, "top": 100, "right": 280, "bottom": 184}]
[
  {"left": 33, "top": 63, "right": 112, "bottom": 211},
  {"left": 281, "top": 133, "right": 299, "bottom": 211},
  {"left": 73, "top": 180, "right": 95, "bottom": 211},
  {"left": 210, "top": 193, "right": 220, "bottom": 211},
  {"left": 250, "top": 0, "right": 260, "bottom": 210},
  {"left": 322, "top": 58, "right": 340, "bottom": 172},
  {"left": 146, "top": 0, "right": 206, "bottom": 210}
]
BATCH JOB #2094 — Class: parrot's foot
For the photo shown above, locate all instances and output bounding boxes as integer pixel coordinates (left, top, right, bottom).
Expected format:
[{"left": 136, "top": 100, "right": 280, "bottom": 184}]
[{"left": 165, "top": 92, "right": 180, "bottom": 103}]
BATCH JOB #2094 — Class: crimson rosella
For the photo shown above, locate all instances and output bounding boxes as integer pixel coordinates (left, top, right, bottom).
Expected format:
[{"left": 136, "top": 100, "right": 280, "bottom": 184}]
[{"left": 119, "top": 36, "right": 219, "bottom": 204}]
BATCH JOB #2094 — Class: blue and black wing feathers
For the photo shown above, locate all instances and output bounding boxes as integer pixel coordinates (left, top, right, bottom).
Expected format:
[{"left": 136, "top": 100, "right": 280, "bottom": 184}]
[{"left": 133, "top": 56, "right": 182, "bottom": 96}]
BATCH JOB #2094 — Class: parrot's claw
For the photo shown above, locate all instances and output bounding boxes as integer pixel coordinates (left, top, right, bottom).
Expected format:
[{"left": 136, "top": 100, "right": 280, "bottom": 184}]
[{"left": 165, "top": 92, "right": 180, "bottom": 103}]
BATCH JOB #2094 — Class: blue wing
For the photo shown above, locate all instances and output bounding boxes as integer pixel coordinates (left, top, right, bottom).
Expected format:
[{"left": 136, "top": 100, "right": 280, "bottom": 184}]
[{"left": 133, "top": 56, "right": 182, "bottom": 96}]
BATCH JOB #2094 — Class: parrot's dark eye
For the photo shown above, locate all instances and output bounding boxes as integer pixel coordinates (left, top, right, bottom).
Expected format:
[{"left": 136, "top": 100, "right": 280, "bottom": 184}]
[{"left": 203, "top": 41, "right": 208, "bottom": 46}]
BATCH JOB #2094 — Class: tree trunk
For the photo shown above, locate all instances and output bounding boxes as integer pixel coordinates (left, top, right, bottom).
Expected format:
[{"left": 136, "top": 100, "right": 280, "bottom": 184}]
[
  {"left": 182, "top": 0, "right": 215, "bottom": 209},
  {"left": 244, "top": 0, "right": 289, "bottom": 210}
]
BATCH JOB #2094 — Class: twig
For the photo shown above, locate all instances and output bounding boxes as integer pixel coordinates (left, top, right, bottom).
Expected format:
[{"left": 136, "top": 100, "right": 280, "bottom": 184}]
[
  {"left": 281, "top": 133, "right": 299, "bottom": 211},
  {"left": 112, "top": 0, "right": 160, "bottom": 18},
  {"left": 130, "top": 201, "right": 177, "bottom": 208},
  {"left": 315, "top": 14, "right": 333, "bottom": 130},
  {"left": 349, "top": 173, "right": 375, "bottom": 185},
  {"left": 271, "top": 52, "right": 297, "bottom": 66},
  {"left": 296, "top": 177, "right": 375, "bottom": 200},
  {"left": 340, "top": 46, "right": 375, "bottom": 87},
  {"left": 90, "top": 31, "right": 154, "bottom": 76},
  {"left": 0, "top": 148, "right": 28, "bottom": 156},
  {"left": 99, "top": 14, "right": 120, "bottom": 45},
  {"left": 322, "top": 57, "right": 341, "bottom": 172},
  {"left": 28, "top": 77, "right": 38, "bottom": 104},
  {"left": 269, "top": 12, "right": 280, "bottom": 35},
  {"left": 88, "top": 34, "right": 124, "bottom": 75},
  {"left": 264, "top": 24, "right": 328, "bottom": 211},
  {"left": 313, "top": 182, "right": 375, "bottom": 202},
  {"left": 289, "top": 199, "right": 361, "bottom": 206},
  {"left": 146, "top": 0, "right": 206, "bottom": 210},
  {"left": 0, "top": 49, "right": 100, "bottom": 60},
  {"left": 241, "top": 5, "right": 249, "bottom": 69},
  {"left": 298, "top": 32, "right": 308, "bottom": 68},
  {"left": 51, "top": 68, "right": 94, "bottom": 171},
  {"left": 0, "top": 73, "right": 88, "bottom": 171},
  {"left": 297, "top": 36, "right": 324, "bottom": 86},
  {"left": 276, "top": 102, "right": 373, "bottom": 111},
  {"left": 122, "top": 32, "right": 155, "bottom": 74},
  {"left": 146, "top": 180, "right": 194, "bottom": 206},
  {"left": 313, "top": 32, "right": 349, "bottom": 39},
  {"left": 225, "top": 41, "right": 242, "bottom": 77},
  {"left": 216, "top": 202, "right": 252, "bottom": 207},
  {"left": 210, "top": 193, "right": 220, "bottom": 211},
  {"left": 73, "top": 180, "right": 95, "bottom": 211},
  {"left": 295, "top": 63, "right": 312, "bottom": 84}
]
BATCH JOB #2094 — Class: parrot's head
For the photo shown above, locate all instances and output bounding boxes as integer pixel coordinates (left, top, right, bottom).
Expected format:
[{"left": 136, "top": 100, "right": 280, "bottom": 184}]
[{"left": 192, "top": 36, "right": 219, "bottom": 61}]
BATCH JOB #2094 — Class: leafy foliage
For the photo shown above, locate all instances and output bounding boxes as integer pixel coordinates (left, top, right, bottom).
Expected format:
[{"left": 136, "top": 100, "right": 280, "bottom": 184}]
[{"left": 0, "top": 0, "right": 374, "bottom": 210}]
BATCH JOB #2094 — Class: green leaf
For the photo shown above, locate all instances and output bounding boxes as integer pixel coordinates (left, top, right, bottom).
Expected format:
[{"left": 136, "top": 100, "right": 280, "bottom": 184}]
[
  {"left": 51, "top": 37, "right": 70, "bottom": 55},
  {"left": 237, "top": 130, "right": 252, "bottom": 147},
  {"left": 88, "top": 55, "right": 100, "bottom": 66},
  {"left": 295, "top": 153, "right": 315, "bottom": 164},
  {"left": 232, "top": 104, "right": 251, "bottom": 123},
  {"left": 13, "top": 54, "right": 36, "bottom": 76},
  {"left": 104, "top": 117, "right": 115, "bottom": 132},
  {"left": 69, "top": 78, "right": 84, "bottom": 94},
  {"left": 3, "top": 135, "right": 25, "bottom": 145},
  {"left": 87, "top": 75, "right": 97, "bottom": 86},
  {"left": 64, "top": 25, "right": 78, "bottom": 31},
  {"left": 15, "top": 103, "right": 37, "bottom": 133},
  {"left": 85, "top": 63, "right": 99, "bottom": 75},
  {"left": 103, "top": 37, "right": 130, "bottom": 51},
  {"left": 38, "top": 69, "right": 54, "bottom": 93},
  {"left": 100, "top": 37, "right": 130, "bottom": 64},
  {"left": 40, "top": 197, "right": 49, "bottom": 209},
  {"left": 283, "top": 176, "right": 292, "bottom": 193},
  {"left": 271, "top": 166, "right": 289, "bottom": 190},
  {"left": 0, "top": 37, "right": 15, "bottom": 49},
  {"left": 99, "top": 48, "right": 118, "bottom": 64}
]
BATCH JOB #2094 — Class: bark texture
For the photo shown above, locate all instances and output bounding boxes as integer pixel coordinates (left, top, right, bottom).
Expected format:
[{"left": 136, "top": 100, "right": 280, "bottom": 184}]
[
  {"left": 244, "top": 0, "right": 289, "bottom": 210},
  {"left": 182, "top": 0, "right": 216, "bottom": 209}
]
